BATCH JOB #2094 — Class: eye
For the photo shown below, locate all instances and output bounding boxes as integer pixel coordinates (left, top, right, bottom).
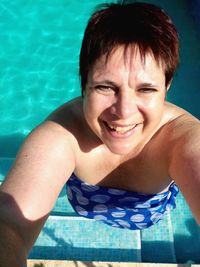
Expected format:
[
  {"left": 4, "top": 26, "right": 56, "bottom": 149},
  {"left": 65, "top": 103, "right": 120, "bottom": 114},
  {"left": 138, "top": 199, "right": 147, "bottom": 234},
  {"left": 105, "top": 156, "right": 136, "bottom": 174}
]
[
  {"left": 94, "top": 85, "right": 117, "bottom": 94},
  {"left": 137, "top": 88, "right": 158, "bottom": 93}
]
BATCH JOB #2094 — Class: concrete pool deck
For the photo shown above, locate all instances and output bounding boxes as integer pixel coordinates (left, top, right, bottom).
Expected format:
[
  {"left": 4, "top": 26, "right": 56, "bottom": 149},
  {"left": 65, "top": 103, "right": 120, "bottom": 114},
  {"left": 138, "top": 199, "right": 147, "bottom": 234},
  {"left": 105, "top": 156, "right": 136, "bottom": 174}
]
[{"left": 27, "top": 261, "right": 199, "bottom": 267}]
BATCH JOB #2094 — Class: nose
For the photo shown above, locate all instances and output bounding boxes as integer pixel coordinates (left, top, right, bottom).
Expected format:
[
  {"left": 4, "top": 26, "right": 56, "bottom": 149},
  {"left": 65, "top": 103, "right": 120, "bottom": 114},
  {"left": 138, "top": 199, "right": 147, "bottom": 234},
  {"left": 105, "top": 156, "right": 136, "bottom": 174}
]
[{"left": 110, "top": 91, "right": 138, "bottom": 119}]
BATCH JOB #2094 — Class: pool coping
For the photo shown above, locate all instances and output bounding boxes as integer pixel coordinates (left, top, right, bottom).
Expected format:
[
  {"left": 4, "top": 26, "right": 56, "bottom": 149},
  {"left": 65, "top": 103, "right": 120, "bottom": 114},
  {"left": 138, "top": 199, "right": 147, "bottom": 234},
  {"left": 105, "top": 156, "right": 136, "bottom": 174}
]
[{"left": 27, "top": 260, "right": 199, "bottom": 267}]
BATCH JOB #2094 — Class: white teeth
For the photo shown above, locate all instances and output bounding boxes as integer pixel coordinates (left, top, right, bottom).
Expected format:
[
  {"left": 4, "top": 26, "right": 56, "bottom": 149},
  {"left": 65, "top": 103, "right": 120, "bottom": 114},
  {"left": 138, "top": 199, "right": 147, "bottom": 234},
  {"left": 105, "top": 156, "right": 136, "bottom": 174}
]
[{"left": 107, "top": 123, "right": 136, "bottom": 133}]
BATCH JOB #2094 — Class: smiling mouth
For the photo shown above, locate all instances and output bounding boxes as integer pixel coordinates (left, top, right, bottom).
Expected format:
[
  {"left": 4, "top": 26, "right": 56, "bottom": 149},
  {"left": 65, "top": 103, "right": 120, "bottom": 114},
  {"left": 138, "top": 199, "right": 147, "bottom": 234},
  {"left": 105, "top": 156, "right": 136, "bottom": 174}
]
[{"left": 104, "top": 121, "right": 138, "bottom": 134}]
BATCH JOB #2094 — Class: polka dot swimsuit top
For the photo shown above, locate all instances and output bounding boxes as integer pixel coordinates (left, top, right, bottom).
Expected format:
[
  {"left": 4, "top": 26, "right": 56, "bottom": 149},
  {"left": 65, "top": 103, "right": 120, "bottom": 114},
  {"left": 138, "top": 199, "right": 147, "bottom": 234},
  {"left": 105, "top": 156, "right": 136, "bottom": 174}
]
[{"left": 66, "top": 173, "right": 179, "bottom": 230}]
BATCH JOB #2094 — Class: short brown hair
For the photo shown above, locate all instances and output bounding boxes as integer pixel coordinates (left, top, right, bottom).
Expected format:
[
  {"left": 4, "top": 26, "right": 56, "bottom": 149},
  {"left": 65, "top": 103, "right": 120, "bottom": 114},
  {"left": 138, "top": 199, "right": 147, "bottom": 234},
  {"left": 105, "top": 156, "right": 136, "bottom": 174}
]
[{"left": 79, "top": 2, "right": 179, "bottom": 95}]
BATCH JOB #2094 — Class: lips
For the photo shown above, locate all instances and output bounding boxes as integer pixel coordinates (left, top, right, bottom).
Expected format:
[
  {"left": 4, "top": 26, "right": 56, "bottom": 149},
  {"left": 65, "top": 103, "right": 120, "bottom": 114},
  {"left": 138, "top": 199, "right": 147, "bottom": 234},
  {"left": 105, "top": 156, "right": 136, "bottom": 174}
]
[
  {"left": 106, "top": 122, "right": 136, "bottom": 133},
  {"left": 103, "top": 121, "right": 139, "bottom": 135}
]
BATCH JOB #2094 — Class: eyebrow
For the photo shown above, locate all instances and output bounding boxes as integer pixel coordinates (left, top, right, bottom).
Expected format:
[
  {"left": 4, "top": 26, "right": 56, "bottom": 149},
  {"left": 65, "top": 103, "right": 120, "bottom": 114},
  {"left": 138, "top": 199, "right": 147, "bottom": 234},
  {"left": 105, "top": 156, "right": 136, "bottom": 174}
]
[
  {"left": 88, "top": 80, "right": 159, "bottom": 88},
  {"left": 88, "top": 80, "right": 117, "bottom": 87},
  {"left": 137, "top": 82, "right": 158, "bottom": 88}
]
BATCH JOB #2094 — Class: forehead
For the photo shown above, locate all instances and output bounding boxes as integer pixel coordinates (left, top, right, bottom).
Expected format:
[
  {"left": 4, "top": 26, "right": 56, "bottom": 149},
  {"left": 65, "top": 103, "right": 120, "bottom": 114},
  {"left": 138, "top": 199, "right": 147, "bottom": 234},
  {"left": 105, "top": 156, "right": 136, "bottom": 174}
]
[{"left": 89, "top": 45, "right": 165, "bottom": 80}]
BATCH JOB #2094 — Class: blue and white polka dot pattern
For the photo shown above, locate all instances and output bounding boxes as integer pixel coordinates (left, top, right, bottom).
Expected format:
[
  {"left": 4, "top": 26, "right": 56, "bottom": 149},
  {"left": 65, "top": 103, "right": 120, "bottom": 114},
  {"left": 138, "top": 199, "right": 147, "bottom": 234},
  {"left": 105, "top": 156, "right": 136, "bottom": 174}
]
[{"left": 66, "top": 174, "right": 179, "bottom": 230}]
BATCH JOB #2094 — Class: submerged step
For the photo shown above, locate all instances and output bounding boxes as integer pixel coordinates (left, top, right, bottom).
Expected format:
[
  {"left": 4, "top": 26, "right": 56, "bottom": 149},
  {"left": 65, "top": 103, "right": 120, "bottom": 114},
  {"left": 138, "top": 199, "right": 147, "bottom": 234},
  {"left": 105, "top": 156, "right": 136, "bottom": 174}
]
[{"left": 29, "top": 216, "right": 141, "bottom": 262}]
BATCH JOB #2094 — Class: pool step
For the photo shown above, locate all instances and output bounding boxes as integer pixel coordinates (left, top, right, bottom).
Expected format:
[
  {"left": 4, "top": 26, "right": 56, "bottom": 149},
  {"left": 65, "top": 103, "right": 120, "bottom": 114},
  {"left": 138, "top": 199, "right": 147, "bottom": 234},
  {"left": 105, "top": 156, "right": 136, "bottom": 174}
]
[{"left": 29, "top": 216, "right": 141, "bottom": 262}]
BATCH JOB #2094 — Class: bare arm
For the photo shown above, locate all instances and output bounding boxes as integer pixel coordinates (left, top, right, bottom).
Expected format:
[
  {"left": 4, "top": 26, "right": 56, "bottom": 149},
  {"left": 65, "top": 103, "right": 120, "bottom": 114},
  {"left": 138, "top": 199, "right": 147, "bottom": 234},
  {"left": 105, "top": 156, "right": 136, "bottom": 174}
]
[
  {"left": 0, "top": 121, "right": 75, "bottom": 266},
  {"left": 168, "top": 119, "right": 200, "bottom": 224}
]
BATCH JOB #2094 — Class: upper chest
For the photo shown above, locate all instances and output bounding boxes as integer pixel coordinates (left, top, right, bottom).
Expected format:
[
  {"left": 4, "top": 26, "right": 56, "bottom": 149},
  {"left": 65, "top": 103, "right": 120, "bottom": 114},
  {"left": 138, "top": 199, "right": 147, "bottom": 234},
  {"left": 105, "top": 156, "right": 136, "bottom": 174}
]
[{"left": 74, "top": 138, "right": 171, "bottom": 194}]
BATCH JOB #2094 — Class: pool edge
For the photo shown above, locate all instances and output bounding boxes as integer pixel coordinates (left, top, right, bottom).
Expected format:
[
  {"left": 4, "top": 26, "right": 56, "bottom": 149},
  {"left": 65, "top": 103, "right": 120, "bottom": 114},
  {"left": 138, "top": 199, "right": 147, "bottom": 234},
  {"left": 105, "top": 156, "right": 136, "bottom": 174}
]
[{"left": 27, "top": 260, "right": 198, "bottom": 267}]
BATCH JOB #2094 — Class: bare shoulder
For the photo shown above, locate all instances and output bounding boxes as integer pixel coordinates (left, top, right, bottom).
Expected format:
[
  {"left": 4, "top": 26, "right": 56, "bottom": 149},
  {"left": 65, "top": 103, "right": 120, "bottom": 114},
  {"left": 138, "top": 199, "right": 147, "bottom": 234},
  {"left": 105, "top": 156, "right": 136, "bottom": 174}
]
[
  {"left": 18, "top": 96, "right": 85, "bottom": 162},
  {"left": 26, "top": 119, "right": 76, "bottom": 157},
  {"left": 165, "top": 103, "right": 200, "bottom": 224},
  {"left": 47, "top": 97, "right": 84, "bottom": 131},
  {"left": 164, "top": 102, "right": 200, "bottom": 143},
  {"left": 46, "top": 97, "right": 97, "bottom": 149},
  {"left": 162, "top": 103, "right": 200, "bottom": 166},
  {"left": 151, "top": 102, "right": 199, "bottom": 156},
  {"left": 167, "top": 106, "right": 200, "bottom": 166}
]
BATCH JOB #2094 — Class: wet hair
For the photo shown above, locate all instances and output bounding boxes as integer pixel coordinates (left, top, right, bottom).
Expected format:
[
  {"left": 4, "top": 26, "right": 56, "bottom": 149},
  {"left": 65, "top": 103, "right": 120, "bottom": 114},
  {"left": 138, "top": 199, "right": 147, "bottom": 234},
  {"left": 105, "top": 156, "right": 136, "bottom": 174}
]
[{"left": 79, "top": 1, "right": 179, "bottom": 96}]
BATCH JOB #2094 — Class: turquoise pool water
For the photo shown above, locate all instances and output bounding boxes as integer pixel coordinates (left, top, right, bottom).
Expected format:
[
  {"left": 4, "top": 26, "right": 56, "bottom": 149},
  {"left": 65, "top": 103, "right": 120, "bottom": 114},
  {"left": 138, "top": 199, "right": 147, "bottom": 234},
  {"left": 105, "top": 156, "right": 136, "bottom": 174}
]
[
  {"left": 0, "top": 0, "right": 200, "bottom": 263},
  {"left": 0, "top": 0, "right": 200, "bottom": 157}
]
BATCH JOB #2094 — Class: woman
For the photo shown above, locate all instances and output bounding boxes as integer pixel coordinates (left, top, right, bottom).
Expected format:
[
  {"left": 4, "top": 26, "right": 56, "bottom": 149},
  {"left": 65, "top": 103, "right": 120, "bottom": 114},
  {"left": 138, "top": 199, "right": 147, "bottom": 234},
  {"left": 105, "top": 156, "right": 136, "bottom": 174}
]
[{"left": 0, "top": 2, "right": 199, "bottom": 266}]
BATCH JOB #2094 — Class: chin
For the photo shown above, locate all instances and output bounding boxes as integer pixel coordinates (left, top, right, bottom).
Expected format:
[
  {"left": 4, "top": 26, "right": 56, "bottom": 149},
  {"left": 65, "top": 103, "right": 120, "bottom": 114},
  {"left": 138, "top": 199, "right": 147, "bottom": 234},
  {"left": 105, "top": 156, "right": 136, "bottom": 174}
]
[{"left": 106, "top": 143, "right": 137, "bottom": 156}]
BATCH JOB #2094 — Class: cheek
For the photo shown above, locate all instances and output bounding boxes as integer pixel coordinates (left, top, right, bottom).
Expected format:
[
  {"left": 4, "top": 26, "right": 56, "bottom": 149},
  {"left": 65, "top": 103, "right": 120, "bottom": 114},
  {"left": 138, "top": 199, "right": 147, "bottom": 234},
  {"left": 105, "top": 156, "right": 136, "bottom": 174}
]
[
  {"left": 139, "top": 96, "right": 165, "bottom": 119},
  {"left": 84, "top": 92, "right": 113, "bottom": 114},
  {"left": 83, "top": 94, "right": 103, "bottom": 124},
  {"left": 83, "top": 91, "right": 95, "bottom": 112},
  {"left": 145, "top": 93, "right": 165, "bottom": 108}
]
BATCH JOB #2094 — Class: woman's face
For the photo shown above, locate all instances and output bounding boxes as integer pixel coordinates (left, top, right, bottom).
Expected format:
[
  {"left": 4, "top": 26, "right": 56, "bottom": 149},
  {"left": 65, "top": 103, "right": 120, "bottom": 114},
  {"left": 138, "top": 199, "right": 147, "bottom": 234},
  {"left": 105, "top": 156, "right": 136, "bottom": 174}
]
[{"left": 83, "top": 46, "right": 169, "bottom": 155}]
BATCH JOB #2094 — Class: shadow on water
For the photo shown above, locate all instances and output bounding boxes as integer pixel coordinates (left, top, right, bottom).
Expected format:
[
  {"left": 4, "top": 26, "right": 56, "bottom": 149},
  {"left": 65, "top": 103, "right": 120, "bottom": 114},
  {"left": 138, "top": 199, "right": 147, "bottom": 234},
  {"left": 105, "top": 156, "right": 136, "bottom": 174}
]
[
  {"left": 0, "top": 133, "right": 26, "bottom": 158},
  {"left": 0, "top": 133, "right": 26, "bottom": 183},
  {"left": 141, "top": 217, "right": 200, "bottom": 264},
  {"left": 173, "top": 218, "right": 200, "bottom": 264}
]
